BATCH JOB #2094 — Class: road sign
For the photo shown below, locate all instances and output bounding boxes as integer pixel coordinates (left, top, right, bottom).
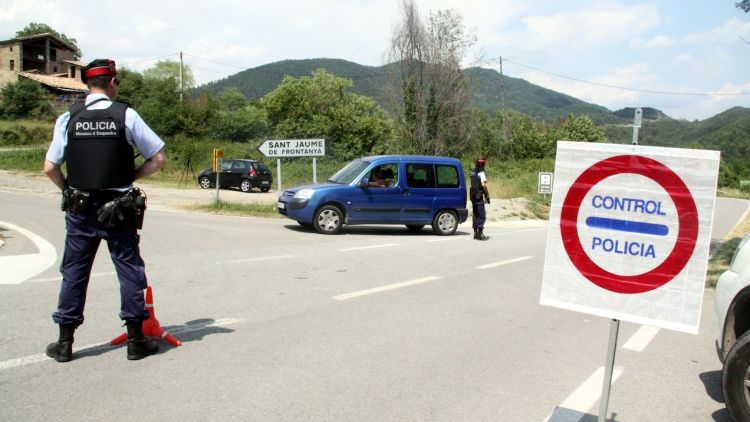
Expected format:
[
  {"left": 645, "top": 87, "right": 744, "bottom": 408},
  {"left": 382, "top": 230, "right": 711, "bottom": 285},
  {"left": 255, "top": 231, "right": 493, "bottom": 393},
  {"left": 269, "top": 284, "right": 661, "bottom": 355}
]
[
  {"left": 212, "top": 149, "right": 223, "bottom": 172},
  {"left": 257, "top": 139, "right": 325, "bottom": 158},
  {"left": 540, "top": 141, "right": 720, "bottom": 334},
  {"left": 538, "top": 172, "right": 553, "bottom": 194}
]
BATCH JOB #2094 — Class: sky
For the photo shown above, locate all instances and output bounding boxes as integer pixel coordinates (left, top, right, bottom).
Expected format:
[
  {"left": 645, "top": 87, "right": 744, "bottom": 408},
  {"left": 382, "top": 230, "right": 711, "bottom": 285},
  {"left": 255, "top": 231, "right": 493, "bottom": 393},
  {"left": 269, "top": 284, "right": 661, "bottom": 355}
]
[{"left": 1, "top": 0, "right": 749, "bottom": 121}]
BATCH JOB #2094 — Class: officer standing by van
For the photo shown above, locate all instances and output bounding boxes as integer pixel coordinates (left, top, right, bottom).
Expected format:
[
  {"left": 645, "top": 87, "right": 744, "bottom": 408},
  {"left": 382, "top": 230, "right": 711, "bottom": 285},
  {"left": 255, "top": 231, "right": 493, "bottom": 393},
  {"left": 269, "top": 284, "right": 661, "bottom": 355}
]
[
  {"left": 470, "top": 158, "right": 490, "bottom": 241},
  {"left": 43, "top": 59, "right": 167, "bottom": 362}
]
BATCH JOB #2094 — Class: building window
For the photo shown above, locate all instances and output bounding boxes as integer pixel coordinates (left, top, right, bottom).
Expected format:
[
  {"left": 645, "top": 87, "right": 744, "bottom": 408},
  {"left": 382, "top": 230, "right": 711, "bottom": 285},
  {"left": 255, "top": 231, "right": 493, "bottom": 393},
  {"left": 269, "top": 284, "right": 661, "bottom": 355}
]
[
  {"left": 9, "top": 60, "right": 14, "bottom": 71},
  {"left": 70, "top": 65, "right": 76, "bottom": 78},
  {"left": 53, "top": 66, "right": 58, "bottom": 72},
  {"left": 50, "top": 48, "right": 57, "bottom": 61}
]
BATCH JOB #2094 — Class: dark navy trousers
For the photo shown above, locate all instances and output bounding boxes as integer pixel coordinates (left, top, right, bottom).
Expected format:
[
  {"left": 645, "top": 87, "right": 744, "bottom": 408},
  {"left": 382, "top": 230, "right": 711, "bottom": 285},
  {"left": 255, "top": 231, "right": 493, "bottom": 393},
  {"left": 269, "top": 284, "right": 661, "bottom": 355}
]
[
  {"left": 472, "top": 199, "right": 486, "bottom": 230},
  {"left": 53, "top": 193, "right": 149, "bottom": 326}
]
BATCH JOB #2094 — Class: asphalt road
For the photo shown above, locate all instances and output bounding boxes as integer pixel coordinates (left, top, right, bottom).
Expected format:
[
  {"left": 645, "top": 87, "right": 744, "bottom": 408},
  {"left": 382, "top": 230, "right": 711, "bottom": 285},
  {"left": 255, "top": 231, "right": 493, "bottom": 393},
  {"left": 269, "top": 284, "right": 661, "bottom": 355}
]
[{"left": 1, "top": 191, "right": 748, "bottom": 422}]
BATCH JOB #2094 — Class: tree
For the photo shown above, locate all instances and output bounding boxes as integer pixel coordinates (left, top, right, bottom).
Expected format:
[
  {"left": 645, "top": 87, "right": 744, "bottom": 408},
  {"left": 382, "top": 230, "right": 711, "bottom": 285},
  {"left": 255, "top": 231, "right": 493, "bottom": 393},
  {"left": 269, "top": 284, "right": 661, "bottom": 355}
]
[
  {"left": 261, "top": 69, "right": 392, "bottom": 159},
  {"left": 737, "top": 0, "right": 749, "bottom": 12},
  {"left": 555, "top": 114, "right": 608, "bottom": 143},
  {"left": 15, "top": 22, "right": 81, "bottom": 59},
  {"left": 143, "top": 60, "right": 196, "bottom": 91},
  {"left": 385, "top": 0, "right": 476, "bottom": 156},
  {"left": 0, "top": 78, "right": 50, "bottom": 118}
]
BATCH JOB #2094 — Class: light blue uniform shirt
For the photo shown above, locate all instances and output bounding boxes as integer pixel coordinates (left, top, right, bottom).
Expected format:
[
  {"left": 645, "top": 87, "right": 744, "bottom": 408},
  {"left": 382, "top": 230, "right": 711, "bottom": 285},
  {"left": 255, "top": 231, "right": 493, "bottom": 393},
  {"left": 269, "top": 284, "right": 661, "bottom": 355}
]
[{"left": 46, "top": 93, "right": 165, "bottom": 189}]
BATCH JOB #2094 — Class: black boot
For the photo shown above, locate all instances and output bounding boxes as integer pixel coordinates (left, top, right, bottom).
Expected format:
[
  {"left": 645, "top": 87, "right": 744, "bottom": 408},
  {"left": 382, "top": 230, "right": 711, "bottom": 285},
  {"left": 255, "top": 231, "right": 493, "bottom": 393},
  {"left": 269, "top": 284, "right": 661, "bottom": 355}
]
[
  {"left": 475, "top": 229, "right": 489, "bottom": 241},
  {"left": 126, "top": 320, "right": 159, "bottom": 360},
  {"left": 46, "top": 324, "right": 75, "bottom": 362}
]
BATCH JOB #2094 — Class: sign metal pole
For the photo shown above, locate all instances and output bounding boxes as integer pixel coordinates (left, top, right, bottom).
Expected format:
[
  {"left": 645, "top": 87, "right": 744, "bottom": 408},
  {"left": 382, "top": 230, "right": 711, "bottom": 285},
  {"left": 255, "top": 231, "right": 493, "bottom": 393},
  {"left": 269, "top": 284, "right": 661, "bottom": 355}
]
[
  {"left": 313, "top": 158, "right": 317, "bottom": 184},
  {"left": 598, "top": 107, "right": 641, "bottom": 422},
  {"left": 598, "top": 319, "right": 620, "bottom": 422},
  {"left": 215, "top": 158, "right": 221, "bottom": 202},
  {"left": 277, "top": 158, "right": 282, "bottom": 193}
]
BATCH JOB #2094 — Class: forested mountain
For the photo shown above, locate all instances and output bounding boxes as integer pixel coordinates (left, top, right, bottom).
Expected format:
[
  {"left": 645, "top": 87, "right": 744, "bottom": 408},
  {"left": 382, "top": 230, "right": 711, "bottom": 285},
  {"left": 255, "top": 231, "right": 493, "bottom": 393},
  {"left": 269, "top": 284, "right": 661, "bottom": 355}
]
[
  {"left": 199, "top": 58, "right": 638, "bottom": 125},
  {"left": 199, "top": 58, "right": 750, "bottom": 180},
  {"left": 605, "top": 106, "right": 750, "bottom": 181}
]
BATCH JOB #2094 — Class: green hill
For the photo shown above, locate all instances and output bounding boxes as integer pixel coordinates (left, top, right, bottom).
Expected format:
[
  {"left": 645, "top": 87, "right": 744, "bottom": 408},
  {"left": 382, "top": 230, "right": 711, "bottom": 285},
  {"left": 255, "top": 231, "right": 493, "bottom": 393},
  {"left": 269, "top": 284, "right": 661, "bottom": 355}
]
[
  {"left": 198, "top": 58, "right": 631, "bottom": 124},
  {"left": 198, "top": 58, "right": 750, "bottom": 180}
]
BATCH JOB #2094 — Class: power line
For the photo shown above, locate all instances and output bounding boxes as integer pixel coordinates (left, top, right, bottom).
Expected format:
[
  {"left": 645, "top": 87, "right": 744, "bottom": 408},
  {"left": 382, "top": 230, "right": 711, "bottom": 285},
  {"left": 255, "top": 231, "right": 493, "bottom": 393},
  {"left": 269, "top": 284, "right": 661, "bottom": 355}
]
[
  {"left": 120, "top": 53, "right": 180, "bottom": 67},
  {"left": 182, "top": 52, "right": 247, "bottom": 70},
  {"left": 497, "top": 58, "right": 750, "bottom": 97}
]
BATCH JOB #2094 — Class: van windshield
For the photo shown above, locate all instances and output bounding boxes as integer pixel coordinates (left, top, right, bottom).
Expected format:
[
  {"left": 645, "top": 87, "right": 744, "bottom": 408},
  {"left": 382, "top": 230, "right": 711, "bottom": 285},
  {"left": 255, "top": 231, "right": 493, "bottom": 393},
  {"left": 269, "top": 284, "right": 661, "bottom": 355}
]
[{"left": 327, "top": 159, "right": 370, "bottom": 184}]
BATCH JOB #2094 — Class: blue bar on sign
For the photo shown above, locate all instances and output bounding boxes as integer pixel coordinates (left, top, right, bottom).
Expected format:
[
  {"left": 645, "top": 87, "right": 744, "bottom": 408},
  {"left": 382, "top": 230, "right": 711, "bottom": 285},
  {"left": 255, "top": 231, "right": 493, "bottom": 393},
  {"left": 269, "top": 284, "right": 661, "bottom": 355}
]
[{"left": 585, "top": 217, "right": 669, "bottom": 236}]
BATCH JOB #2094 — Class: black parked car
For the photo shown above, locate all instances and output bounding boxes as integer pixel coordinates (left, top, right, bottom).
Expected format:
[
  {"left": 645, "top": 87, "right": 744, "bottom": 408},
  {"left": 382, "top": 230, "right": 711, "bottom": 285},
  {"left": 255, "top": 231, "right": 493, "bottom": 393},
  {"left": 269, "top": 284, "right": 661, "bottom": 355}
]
[{"left": 197, "top": 159, "right": 273, "bottom": 192}]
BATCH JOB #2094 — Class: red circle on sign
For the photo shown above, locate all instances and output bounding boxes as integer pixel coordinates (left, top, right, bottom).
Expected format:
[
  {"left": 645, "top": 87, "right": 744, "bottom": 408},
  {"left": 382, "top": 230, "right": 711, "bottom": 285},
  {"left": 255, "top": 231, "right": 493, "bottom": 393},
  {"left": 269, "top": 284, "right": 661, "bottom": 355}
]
[{"left": 560, "top": 154, "right": 698, "bottom": 294}]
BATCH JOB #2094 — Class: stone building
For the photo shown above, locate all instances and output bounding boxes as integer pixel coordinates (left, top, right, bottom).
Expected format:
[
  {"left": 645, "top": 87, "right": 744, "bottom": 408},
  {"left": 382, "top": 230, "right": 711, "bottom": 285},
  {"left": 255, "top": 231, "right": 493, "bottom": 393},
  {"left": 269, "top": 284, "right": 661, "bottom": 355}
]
[{"left": 0, "top": 33, "right": 87, "bottom": 96}]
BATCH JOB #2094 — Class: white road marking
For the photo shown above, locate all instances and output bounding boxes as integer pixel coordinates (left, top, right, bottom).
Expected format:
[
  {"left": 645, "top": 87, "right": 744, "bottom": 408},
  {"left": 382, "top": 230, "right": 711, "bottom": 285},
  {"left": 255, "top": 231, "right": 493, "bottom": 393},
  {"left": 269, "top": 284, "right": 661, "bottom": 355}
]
[
  {"left": 476, "top": 256, "right": 533, "bottom": 270},
  {"left": 427, "top": 236, "right": 467, "bottom": 242},
  {"left": 542, "top": 366, "right": 624, "bottom": 422},
  {"left": 333, "top": 276, "right": 442, "bottom": 301},
  {"left": 622, "top": 325, "right": 660, "bottom": 352},
  {"left": 0, "top": 318, "right": 242, "bottom": 371},
  {"left": 218, "top": 254, "right": 294, "bottom": 264},
  {"left": 339, "top": 243, "right": 399, "bottom": 252},
  {"left": 30, "top": 271, "right": 117, "bottom": 283},
  {"left": 0, "top": 220, "right": 57, "bottom": 285}
]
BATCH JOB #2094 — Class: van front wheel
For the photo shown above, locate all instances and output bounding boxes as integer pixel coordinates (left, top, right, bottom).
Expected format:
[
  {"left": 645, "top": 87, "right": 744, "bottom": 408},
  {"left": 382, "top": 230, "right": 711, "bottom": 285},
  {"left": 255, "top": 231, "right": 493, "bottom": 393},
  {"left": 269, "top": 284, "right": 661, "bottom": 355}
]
[
  {"left": 432, "top": 210, "right": 458, "bottom": 235},
  {"left": 314, "top": 205, "right": 343, "bottom": 234}
]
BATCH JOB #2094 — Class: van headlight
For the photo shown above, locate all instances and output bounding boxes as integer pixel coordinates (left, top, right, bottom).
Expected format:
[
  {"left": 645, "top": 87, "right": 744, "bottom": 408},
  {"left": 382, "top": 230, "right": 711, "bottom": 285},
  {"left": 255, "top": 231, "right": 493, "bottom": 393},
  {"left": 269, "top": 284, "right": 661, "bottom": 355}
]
[{"left": 294, "top": 189, "right": 315, "bottom": 200}]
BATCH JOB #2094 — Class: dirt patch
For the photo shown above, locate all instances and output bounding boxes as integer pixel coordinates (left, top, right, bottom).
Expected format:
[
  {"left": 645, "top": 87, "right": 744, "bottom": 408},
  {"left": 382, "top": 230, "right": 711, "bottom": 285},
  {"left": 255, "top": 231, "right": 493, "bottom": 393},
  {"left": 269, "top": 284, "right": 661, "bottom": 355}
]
[{"left": 0, "top": 169, "right": 541, "bottom": 221}]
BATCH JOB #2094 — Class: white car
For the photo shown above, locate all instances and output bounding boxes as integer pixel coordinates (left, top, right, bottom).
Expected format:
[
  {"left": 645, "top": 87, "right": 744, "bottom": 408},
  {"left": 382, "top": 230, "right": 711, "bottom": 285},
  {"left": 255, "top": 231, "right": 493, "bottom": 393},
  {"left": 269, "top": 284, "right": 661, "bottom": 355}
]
[{"left": 715, "top": 234, "right": 750, "bottom": 420}]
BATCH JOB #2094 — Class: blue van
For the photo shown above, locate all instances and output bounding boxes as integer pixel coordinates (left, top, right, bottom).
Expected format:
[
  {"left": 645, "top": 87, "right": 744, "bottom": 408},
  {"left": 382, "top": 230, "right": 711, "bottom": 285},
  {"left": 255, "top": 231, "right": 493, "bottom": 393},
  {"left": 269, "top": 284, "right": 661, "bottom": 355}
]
[{"left": 277, "top": 155, "right": 468, "bottom": 235}]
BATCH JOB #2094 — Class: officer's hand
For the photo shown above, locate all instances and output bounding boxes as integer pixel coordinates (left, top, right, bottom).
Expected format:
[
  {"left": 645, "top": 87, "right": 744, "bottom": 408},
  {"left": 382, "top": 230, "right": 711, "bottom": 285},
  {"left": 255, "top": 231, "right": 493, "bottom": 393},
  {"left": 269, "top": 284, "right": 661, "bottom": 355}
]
[{"left": 485, "top": 196, "right": 491, "bottom": 204}]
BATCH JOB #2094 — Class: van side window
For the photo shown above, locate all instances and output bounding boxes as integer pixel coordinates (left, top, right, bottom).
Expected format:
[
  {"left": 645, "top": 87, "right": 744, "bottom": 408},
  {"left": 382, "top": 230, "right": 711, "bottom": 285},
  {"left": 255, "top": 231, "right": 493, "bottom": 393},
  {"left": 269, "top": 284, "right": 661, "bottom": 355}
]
[
  {"left": 435, "top": 165, "right": 459, "bottom": 188},
  {"left": 406, "top": 164, "right": 435, "bottom": 188}
]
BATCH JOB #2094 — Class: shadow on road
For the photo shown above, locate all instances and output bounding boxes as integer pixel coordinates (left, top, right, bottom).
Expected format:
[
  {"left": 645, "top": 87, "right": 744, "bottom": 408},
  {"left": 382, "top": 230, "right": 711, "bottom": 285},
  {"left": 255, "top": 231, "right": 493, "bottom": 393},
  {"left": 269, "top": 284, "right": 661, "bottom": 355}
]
[
  {"left": 72, "top": 317, "right": 235, "bottom": 360},
  {"left": 700, "top": 370, "right": 731, "bottom": 421}
]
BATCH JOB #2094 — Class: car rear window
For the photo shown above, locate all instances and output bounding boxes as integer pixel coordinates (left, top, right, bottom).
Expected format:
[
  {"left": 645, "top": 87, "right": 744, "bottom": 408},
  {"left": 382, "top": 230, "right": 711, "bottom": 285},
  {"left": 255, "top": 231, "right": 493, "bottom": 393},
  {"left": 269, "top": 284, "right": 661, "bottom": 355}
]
[{"left": 253, "top": 162, "right": 271, "bottom": 174}]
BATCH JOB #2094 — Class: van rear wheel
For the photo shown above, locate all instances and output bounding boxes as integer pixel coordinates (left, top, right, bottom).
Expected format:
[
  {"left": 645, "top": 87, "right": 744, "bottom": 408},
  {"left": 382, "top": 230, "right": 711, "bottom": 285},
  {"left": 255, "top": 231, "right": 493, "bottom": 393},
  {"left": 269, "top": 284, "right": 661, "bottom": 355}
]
[{"left": 432, "top": 210, "right": 458, "bottom": 235}]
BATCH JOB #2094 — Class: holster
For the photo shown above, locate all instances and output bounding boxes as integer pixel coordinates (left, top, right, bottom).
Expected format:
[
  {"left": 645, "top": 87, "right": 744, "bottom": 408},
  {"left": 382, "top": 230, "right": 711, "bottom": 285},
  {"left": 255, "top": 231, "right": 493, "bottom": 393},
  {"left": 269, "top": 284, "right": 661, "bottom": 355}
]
[
  {"left": 61, "top": 189, "right": 90, "bottom": 213},
  {"left": 96, "top": 188, "right": 147, "bottom": 229}
]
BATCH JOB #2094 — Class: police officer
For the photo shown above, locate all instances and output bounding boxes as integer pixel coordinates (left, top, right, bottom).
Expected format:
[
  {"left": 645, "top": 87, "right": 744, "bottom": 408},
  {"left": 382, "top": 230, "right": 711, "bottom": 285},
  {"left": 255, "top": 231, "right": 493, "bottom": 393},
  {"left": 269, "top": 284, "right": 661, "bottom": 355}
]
[
  {"left": 43, "top": 59, "right": 167, "bottom": 362},
  {"left": 470, "top": 158, "right": 490, "bottom": 241}
]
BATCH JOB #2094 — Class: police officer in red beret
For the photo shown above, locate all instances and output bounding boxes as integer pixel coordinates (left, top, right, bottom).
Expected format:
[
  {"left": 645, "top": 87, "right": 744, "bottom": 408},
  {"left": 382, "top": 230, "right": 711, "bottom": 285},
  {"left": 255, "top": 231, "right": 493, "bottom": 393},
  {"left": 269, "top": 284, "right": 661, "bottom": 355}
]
[
  {"left": 43, "top": 59, "right": 167, "bottom": 362},
  {"left": 470, "top": 159, "right": 491, "bottom": 240}
]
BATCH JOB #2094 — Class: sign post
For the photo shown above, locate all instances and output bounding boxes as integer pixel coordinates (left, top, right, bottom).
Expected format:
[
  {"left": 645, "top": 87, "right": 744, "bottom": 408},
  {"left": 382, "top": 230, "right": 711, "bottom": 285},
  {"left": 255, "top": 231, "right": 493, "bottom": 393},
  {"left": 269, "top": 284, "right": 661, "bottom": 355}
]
[
  {"left": 212, "top": 149, "right": 223, "bottom": 202},
  {"left": 257, "top": 139, "right": 326, "bottom": 193},
  {"left": 538, "top": 172, "right": 553, "bottom": 198},
  {"left": 541, "top": 135, "right": 719, "bottom": 420},
  {"left": 598, "top": 108, "right": 642, "bottom": 421}
]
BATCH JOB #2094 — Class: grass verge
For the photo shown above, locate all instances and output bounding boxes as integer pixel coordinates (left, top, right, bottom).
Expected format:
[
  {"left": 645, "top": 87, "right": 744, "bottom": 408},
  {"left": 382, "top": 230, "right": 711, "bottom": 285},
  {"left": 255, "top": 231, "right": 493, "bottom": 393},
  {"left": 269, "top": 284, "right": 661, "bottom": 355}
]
[
  {"left": 187, "top": 199, "right": 280, "bottom": 218},
  {"left": 707, "top": 210, "right": 750, "bottom": 287}
]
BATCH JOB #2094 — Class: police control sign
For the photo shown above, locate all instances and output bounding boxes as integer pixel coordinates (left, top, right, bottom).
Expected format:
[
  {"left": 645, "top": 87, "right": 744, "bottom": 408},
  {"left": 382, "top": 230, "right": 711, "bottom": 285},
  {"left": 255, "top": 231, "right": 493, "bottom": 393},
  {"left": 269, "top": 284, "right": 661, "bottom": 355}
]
[{"left": 540, "top": 141, "right": 720, "bottom": 334}]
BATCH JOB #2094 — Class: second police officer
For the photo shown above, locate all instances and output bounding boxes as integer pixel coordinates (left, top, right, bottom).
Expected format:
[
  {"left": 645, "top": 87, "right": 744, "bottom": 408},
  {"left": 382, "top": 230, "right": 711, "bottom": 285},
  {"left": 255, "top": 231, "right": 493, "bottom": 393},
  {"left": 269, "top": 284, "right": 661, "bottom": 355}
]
[
  {"left": 470, "top": 158, "right": 491, "bottom": 241},
  {"left": 43, "top": 59, "right": 168, "bottom": 362}
]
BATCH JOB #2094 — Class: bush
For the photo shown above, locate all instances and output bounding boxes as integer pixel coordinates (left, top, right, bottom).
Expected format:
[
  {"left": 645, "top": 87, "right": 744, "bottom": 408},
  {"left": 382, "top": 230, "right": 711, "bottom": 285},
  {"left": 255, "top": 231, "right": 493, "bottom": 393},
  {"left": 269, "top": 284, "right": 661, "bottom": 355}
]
[
  {"left": 0, "top": 79, "right": 52, "bottom": 119},
  {"left": 0, "top": 120, "right": 54, "bottom": 146}
]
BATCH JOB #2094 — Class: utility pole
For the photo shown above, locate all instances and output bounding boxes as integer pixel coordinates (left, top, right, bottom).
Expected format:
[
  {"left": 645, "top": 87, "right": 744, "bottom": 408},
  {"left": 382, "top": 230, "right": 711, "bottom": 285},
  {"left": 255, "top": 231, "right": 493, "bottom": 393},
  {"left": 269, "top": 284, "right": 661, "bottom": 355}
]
[
  {"left": 179, "top": 51, "right": 184, "bottom": 102},
  {"left": 499, "top": 56, "right": 511, "bottom": 157}
]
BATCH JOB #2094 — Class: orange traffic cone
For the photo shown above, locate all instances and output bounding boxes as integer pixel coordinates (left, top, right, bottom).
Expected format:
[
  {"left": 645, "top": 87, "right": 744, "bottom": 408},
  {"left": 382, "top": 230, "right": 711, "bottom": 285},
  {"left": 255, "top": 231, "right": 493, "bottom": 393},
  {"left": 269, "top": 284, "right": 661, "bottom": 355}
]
[{"left": 110, "top": 286, "right": 181, "bottom": 347}]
